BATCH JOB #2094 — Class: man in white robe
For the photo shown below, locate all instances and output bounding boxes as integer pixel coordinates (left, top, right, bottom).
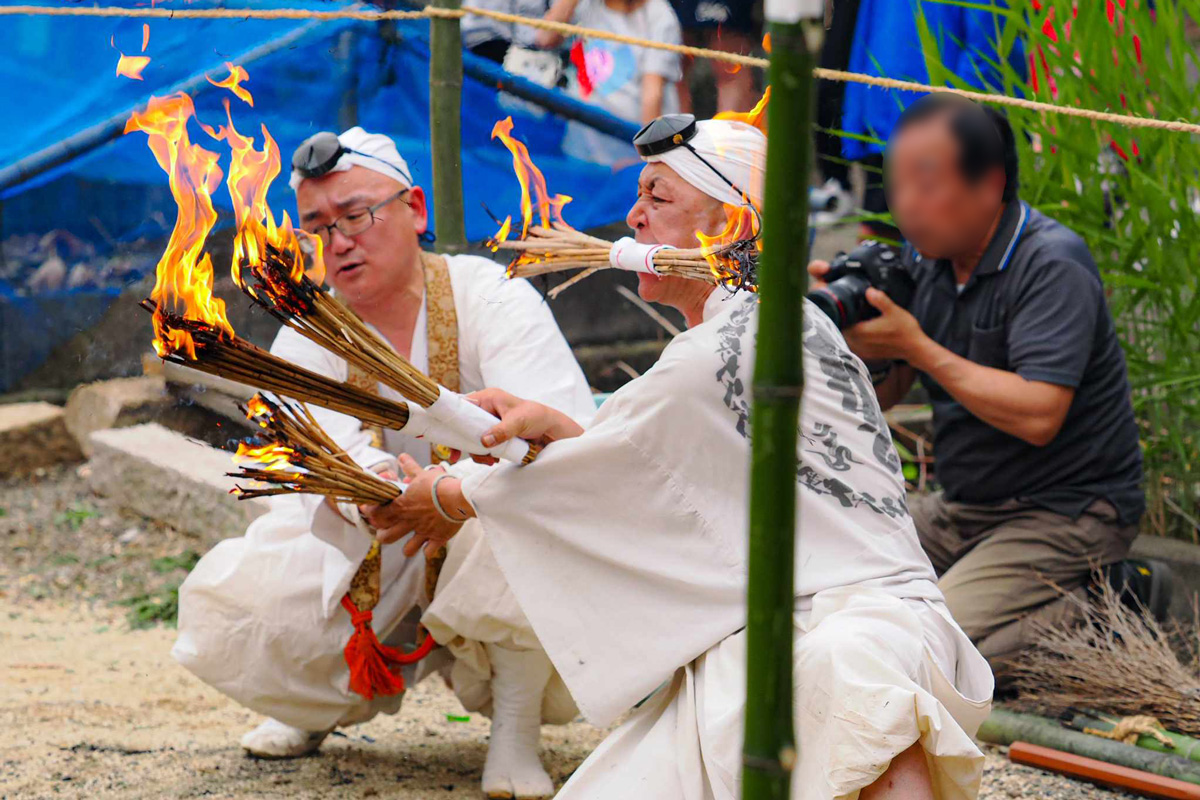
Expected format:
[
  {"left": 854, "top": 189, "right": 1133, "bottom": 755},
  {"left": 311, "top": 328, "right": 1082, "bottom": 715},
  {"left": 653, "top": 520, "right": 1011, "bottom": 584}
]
[
  {"left": 368, "top": 118, "right": 995, "bottom": 799},
  {"left": 172, "top": 127, "right": 595, "bottom": 799}
]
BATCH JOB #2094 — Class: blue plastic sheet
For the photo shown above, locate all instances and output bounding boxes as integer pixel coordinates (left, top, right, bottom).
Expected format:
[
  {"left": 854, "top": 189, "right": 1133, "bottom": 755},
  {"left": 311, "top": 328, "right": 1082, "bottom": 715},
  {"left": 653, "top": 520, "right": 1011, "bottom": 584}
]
[{"left": 0, "top": 0, "right": 641, "bottom": 391}]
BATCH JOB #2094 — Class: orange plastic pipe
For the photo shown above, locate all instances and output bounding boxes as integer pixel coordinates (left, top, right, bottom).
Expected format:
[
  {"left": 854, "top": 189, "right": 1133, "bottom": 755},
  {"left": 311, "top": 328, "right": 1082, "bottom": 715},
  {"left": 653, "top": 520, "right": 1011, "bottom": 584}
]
[{"left": 1010, "top": 741, "right": 1200, "bottom": 800}]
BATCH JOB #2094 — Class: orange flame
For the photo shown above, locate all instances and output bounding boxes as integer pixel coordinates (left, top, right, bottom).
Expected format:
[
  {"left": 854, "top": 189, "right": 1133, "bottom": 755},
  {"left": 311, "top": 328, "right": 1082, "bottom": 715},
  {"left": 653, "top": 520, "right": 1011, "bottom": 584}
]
[
  {"left": 205, "top": 96, "right": 324, "bottom": 289},
  {"left": 490, "top": 117, "right": 573, "bottom": 239},
  {"left": 695, "top": 203, "right": 760, "bottom": 288},
  {"left": 141, "top": 24, "right": 150, "bottom": 52},
  {"left": 762, "top": 33, "right": 771, "bottom": 53},
  {"left": 233, "top": 440, "right": 297, "bottom": 471},
  {"left": 245, "top": 395, "right": 273, "bottom": 427},
  {"left": 490, "top": 216, "right": 513, "bottom": 252},
  {"left": 207, "top": 62, "right": 254, "bottom": 106},
  {"left": 714, "top": 87, "right": 770, "bottom": 134},
  {"left": 125, "top": 93, "right": 231, "bottom": 358},
  {"left": 116, "top": 53, "right": 151, "bottom": 81}
]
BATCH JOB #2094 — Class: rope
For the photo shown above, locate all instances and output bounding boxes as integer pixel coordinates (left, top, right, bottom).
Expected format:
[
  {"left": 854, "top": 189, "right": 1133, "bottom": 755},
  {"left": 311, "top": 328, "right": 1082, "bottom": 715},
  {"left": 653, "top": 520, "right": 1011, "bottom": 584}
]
[{"left": 6, "top": 3, "right": 1200, "bottom": 136}]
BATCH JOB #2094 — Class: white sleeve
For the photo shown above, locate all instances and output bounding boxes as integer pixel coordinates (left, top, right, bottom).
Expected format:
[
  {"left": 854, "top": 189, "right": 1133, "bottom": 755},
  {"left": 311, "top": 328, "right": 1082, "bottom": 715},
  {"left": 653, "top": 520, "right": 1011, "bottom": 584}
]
[
  {"left": 461, "top": 270, "right": 597, "bottom": 427},
  {"left": 268, "top": 326, "right": 395, "bottom": 471},
  {"left": 266, "top": 326, "right": 396, "bottom": 556}
]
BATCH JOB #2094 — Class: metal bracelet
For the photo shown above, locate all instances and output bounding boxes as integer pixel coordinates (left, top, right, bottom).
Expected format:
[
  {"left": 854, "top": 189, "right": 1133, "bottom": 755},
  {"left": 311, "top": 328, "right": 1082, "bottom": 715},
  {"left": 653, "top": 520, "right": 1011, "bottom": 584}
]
[{"left": 430, "top": 473, "right": 466, "bottom": 523}]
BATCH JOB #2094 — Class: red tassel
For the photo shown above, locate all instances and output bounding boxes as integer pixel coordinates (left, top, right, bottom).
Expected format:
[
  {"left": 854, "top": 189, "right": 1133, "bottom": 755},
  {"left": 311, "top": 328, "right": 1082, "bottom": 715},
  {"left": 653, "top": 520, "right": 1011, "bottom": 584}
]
[{"left": 341, "top": 595, "right": 437, "bottom": 700}]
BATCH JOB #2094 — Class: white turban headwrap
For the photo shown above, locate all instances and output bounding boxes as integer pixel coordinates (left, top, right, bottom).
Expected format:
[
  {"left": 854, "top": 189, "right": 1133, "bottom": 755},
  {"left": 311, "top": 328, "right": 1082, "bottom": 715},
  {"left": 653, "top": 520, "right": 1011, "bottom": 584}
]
[
  {"left": 642, "top": 119, "right": 766, "bottom": 211},
  {"left": 288, "top": 126, "right": 414, "bottom": 191}
]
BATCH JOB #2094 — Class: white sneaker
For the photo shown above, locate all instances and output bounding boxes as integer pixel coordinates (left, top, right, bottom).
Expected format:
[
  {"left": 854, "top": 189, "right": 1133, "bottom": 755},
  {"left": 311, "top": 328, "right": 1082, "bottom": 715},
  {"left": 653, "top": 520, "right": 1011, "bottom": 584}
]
[
  {"left": 240, "top": 718, "right": 332, "bottom": 759},
  {"left": 810, "top": 178, "right": 856, "bottom": 227},
  {"left": 481, "top": 644, "right": 555, "bottom": 799}
]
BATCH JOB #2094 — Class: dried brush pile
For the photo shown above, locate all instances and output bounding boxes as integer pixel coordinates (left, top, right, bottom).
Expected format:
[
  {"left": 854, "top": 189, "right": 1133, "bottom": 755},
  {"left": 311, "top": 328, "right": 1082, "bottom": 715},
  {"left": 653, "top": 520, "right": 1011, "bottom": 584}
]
[{"left": 1011, "top": 581, "right": 1200, "bottom": 736}]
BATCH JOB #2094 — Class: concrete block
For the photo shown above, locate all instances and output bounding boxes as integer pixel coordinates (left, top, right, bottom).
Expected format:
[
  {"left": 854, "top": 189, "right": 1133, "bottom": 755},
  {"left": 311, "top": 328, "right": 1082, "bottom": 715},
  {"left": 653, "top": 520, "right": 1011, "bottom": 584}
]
[
  {"left": 64, "top": 376, "right": 169, "bottom": 457},
  {"left": 86, "top": 423, "right": 268, "bottom": 539},
  {"left": 0, "top": 402, "right": 84, "bottom": 478},
  {"left": 1129, "top": 535, "right": 1200, "bottom": 628}
]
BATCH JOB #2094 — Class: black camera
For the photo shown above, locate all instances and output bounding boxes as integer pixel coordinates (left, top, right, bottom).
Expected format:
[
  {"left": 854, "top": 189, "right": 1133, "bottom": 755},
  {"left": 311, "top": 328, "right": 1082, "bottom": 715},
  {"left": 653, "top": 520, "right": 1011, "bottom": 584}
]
[{"left": 807, "top": 240, "right": 916, "bottom": 330}]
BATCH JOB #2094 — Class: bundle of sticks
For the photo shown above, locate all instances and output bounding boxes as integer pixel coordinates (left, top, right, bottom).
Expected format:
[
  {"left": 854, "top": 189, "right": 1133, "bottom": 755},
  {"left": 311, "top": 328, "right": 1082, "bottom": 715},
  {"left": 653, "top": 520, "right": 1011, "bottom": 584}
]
[
  {"left": 233, "top": 226, "right": 535, "bottom": 463},
  {"left": 235, "top": 227, "right": 439, "bottom": 406},
  {"left": 492, "top": 224, "right": 760, "bottom": 297},
  {"left": 142, "top": 299, "right": 412, "bottom": 430},
  {"left": 228, "top": 393, "right": 400, "bottom": 505}
]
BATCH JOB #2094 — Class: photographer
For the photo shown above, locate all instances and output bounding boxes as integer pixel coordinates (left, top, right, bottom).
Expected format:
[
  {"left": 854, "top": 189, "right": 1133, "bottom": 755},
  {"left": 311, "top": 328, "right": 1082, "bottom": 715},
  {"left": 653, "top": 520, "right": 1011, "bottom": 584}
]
[{"left": 808, "top": 94, "right": 1149, "bottom": 686}]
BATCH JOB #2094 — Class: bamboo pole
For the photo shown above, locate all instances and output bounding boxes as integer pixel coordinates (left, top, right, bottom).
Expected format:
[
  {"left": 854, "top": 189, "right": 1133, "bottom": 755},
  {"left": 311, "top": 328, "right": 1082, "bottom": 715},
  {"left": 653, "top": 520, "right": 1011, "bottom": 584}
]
[
  {"left": 742, "top": 4, "right": 816, "bottom": 798},
  {"left": 429, "top": 0, "right": 466, "bottom": 251},
  {"left": 979, "top": 709, "right": 1200, "bottom": 786}
]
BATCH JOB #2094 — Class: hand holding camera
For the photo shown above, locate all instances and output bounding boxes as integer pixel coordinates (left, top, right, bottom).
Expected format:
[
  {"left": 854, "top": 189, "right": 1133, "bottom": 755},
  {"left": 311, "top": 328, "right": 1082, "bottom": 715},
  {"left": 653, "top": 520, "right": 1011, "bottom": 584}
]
[{"left": 806, "top": 241, "right": 930, "bottom": 366}]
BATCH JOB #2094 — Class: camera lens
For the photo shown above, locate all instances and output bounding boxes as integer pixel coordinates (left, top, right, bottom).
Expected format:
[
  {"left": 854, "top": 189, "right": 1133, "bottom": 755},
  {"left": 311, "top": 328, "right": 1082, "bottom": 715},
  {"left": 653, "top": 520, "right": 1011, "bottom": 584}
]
[{"left": 808, "top": 273, "right": 872, "bottom": 330}]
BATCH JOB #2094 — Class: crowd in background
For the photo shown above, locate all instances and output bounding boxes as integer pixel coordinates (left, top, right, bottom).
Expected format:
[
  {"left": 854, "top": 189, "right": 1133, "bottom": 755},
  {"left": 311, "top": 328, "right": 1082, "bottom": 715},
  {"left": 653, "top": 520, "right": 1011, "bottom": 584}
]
[{"left": 460, "top": 0, "right": 762, "bottom": 165}]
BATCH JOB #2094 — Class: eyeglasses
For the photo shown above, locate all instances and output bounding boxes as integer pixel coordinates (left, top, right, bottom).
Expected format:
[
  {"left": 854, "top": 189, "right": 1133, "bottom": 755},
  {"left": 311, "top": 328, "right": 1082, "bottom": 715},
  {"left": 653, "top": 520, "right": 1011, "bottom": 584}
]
[{"left": 300, "top": 189, "right": 409, "bottom": 253}]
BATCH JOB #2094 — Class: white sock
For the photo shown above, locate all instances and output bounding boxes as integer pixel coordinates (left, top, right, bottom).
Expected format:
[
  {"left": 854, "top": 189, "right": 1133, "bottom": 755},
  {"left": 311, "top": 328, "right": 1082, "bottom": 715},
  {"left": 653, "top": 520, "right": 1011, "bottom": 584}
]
[
  {"left": 481, "top": 644, "right": 555, "bottom": 799},
  {"left": 240, "top": 718, "right": 331, "bottom": 759}
]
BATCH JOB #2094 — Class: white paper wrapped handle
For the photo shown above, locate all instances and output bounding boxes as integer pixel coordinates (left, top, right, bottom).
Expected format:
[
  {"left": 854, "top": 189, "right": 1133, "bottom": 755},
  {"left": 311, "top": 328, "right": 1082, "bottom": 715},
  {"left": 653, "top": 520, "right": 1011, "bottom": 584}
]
[
  {"left": 403, "top": 388, "right": 532, "bottom": 463},
  {"left": 610, "top": 237, "right": 673, "bottom": 275}
]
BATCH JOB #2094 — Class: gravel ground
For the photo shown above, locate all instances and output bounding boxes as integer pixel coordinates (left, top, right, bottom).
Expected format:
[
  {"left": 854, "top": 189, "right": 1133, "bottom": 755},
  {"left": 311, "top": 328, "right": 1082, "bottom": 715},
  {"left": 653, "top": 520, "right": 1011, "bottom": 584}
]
[{"left": 0, "top": 466, "right": 1134, "bottom": 798}]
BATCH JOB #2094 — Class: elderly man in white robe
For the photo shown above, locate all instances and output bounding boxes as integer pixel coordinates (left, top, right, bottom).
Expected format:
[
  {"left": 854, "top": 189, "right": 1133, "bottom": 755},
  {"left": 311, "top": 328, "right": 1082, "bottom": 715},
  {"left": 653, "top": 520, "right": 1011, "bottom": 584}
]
[
  {"left": 369, "top": 117, "right": 996, "bottom": 799},
  {"left": 172, "top": 128, "right": 595, "bottom": 799}
]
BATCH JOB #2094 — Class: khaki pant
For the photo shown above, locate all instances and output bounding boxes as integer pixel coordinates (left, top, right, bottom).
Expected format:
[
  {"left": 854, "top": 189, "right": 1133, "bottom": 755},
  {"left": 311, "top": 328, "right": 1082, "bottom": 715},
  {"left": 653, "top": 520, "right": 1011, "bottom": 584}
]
[{"left": 909, "top": 492, "right": 1138, "bottom": 687}]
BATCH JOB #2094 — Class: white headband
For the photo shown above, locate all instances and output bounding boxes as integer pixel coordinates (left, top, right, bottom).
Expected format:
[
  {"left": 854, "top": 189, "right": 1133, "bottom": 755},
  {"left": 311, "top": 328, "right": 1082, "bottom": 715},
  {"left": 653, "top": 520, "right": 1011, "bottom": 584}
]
[
  {"left": 288, "top": 126, "right": 413, "bottom": 191},
  {"left": 642, "top": 119, "right": 766, "bottom": 210}
]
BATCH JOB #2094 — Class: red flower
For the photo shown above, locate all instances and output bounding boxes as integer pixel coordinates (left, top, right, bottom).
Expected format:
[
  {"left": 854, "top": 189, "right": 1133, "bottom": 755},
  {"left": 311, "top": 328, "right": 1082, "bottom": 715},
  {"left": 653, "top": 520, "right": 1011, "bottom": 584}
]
[
  {"left": 1031, "top": 0, "right": 1042, "bottom": 9},
  {"left": 1106, "top": 0, "right": 1116, "bottom": 24},
  {"left": 1110, "top": 141, "right": 1130, "bottom": 162},
  {"left": 1042, "top": 8, "right": 1059, "bottom": 42},
  {"left": 1131, "top": 140, "right": 1140, "bottom": 158},
  {"left": 1029, "top": 53, "right": 1040, "bottom": 93},
  {"left": 1133, "top": 35, "right": 1143, "bottom": 66}
]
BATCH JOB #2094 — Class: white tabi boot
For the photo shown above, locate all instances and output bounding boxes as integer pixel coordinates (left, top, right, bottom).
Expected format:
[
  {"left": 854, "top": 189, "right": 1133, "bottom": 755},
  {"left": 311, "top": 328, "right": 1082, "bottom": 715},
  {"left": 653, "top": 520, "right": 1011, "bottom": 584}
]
[
  {"left": 481, "top": 643, "right": 556, "bottom": 799},
  {"left": 240, "top": 718, "right": 332, "bottom": 758}
]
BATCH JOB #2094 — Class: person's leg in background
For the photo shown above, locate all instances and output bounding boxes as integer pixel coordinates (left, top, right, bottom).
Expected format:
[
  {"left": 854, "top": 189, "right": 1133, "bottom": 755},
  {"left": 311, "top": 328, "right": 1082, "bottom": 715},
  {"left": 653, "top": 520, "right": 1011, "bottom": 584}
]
[
  {"left": 671, "top": 0, "right": 759, "bottom": 115},
  {"left": 811, "top": 0, "right": 861, "bottom": 224},
  {"left": 924, "top": 500, "right": 1137, "bottom": 691}
]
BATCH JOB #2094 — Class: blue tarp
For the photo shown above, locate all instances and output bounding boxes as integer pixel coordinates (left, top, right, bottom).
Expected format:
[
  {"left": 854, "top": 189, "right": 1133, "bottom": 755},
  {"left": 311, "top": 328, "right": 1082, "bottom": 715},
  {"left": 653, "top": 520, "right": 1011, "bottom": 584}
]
[
  {"left": 1, "top": 0, "right": 638, "bottom": 240},
  {"left": 0, "top": 0, "right": 641, "bottom": 390}
]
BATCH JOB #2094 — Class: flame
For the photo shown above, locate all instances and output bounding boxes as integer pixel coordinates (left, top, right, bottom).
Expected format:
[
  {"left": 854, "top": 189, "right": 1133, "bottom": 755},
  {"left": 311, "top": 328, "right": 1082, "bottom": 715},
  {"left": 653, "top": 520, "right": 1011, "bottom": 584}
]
[
  {"left": 490, "top": 216, "right": 513, "bottom": 252},
  {"left": 141, "top": 24, "right": 150, "bottom": 52},
  {"left": 245, "top": 394, "right": 273, "bottom": 427},
  {"left": 207, "top": 62, "right": 254, "bottom": 106},
  {"left": 205, "top": 95, "right": 324, "bottom": 289},
  {"left": 125, "top": 93, "right": 231, "bottom": 359},
  {"left": 762, "top": 33, "right": 771, "bottom": 53},
  {"left": 233, "top": 440, "right": 297, "bottom": 471},
  {"left": 116, "top": 53, "right": 151, "bottom": 81},
  {"left": 714, "top": 87, "right": 770, "bottom": 134},
  {"left": 490, "top": 117, "right": 573, "bottom": 239},
  {"left": 695, "top": 203, "right": 760, "bottom": 288}
]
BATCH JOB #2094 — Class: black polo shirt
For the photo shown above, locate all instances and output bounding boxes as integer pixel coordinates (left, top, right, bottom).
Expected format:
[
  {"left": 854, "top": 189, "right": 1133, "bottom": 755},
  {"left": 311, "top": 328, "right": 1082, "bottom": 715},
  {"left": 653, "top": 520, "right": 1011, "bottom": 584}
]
[{"left": 903, "top": 199, "right": 1145, "bottom": 525}]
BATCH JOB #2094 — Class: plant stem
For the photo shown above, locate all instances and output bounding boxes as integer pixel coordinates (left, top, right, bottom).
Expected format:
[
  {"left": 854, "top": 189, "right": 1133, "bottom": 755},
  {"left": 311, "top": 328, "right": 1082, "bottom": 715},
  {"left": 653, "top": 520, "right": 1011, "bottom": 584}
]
[
  {"left": 430, "top": 0, "right": 466, "bottom": 251},
  {"left": 743, "top": 10, "right": 814, "bottom": 800}
]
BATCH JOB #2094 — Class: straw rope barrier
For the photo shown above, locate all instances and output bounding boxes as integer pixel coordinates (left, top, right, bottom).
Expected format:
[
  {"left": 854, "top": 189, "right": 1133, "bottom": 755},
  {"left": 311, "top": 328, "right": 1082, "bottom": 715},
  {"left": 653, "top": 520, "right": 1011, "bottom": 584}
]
[{"left": 5, "top": 2, "right": 1200, "bottom": 135}]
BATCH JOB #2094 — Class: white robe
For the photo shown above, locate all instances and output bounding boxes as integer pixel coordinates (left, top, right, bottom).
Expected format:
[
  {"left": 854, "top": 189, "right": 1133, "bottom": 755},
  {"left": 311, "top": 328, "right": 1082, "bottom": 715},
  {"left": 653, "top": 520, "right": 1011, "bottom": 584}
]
[
  {"left": 172, "top": 254, "right": 595, "bottom": 731},
  {"left": 460, "top": 292, "right": 995, "bottom": 799}
]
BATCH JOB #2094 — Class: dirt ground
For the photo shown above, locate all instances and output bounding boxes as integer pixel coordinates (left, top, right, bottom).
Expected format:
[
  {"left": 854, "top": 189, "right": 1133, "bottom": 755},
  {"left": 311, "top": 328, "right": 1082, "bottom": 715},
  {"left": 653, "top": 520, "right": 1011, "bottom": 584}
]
[{"left": 1, "top": 466, "right": 1131, "bottom": 799}]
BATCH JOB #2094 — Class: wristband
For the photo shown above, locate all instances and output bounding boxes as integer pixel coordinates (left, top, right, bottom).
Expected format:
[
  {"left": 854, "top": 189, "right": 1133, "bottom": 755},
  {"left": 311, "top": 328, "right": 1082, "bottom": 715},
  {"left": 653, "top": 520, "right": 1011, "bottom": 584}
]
[{"left": 430, "top": 473, "right": 467, "bottom": 523}]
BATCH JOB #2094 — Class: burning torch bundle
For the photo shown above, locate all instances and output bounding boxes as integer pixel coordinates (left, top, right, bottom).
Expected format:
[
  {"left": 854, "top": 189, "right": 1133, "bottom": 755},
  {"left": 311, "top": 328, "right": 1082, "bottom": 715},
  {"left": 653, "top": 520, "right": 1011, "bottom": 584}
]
[
  {"left": 232, "top": 221, "right": 537, "bottom": 464},
  {"left": 488, "top": 116, "right": 760, "bottom": 295},
  {"left": 229, "top": 394, "right": 401, "bottom": 505}
]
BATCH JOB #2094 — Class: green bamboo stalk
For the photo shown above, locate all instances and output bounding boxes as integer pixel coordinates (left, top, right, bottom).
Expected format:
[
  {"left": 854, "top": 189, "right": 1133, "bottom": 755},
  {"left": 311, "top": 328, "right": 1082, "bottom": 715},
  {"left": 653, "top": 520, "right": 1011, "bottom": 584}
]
[
  {"left": 428, "top": 0, "right": 466, "bottom": 251},
  {"left": 742, "top": 8, "right": 815, "bottom": 799},
  {"left": 979, "top": 709, "right": 1200, "bottom": 785}
]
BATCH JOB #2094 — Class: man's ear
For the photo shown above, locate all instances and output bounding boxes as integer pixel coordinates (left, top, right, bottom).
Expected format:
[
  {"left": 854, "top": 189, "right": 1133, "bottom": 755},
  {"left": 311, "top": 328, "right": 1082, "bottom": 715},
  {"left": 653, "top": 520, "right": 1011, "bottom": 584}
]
[{"left": 407, "top": 186, "right": 429, "bottom": 235}]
